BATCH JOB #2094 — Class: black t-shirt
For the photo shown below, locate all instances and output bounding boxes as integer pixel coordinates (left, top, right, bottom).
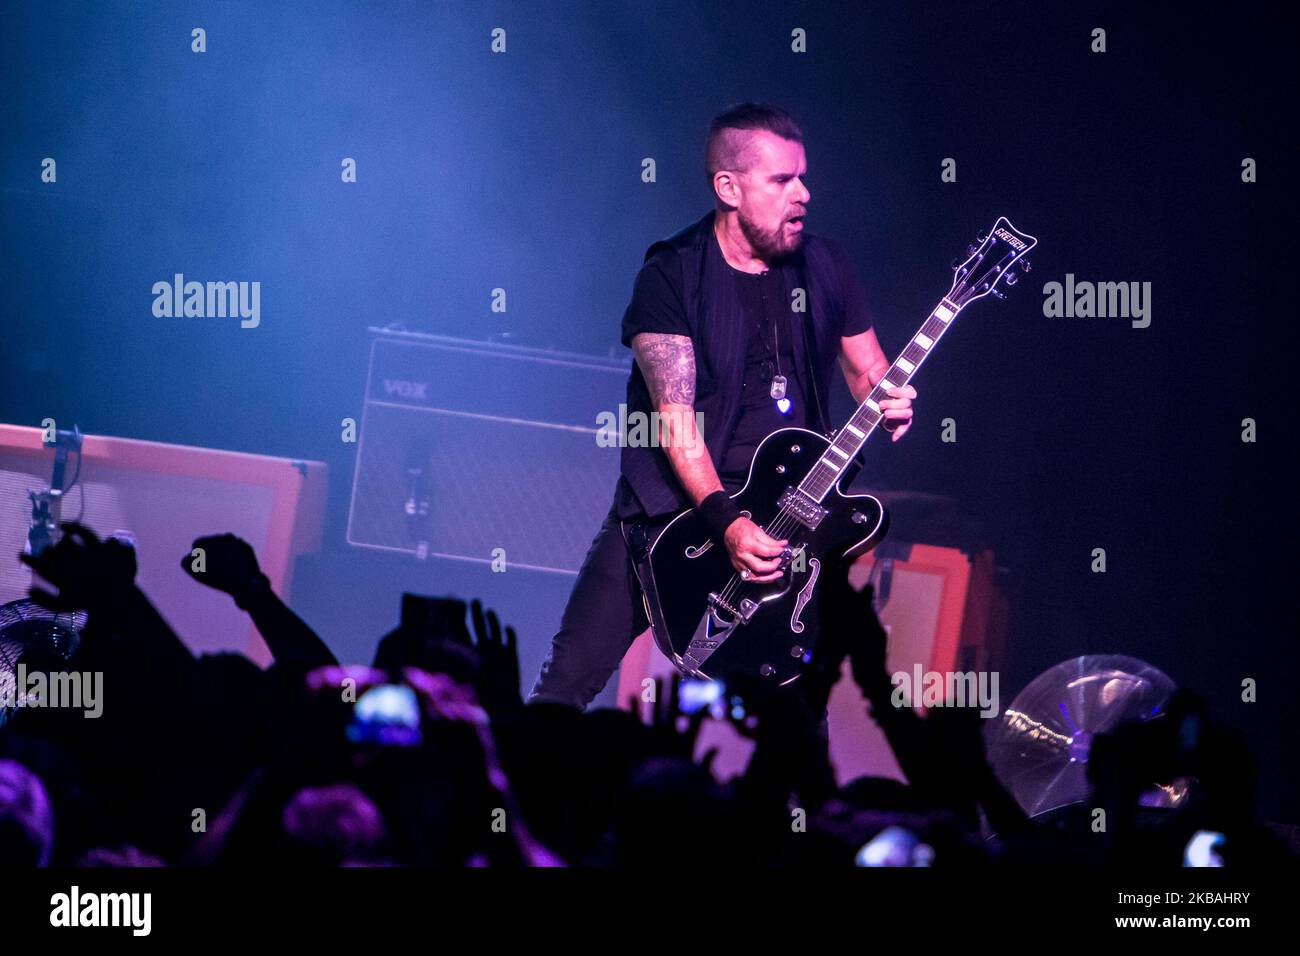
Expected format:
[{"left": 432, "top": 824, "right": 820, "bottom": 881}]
[
  {"left": 620, "top": 236, "right": 874, "bottom": 345},
  {"left": 716, "top": 265, "right": 808, "bottom": 488},
  {"left": 621, "top": 232, "right": 874, "bottom": 494}
]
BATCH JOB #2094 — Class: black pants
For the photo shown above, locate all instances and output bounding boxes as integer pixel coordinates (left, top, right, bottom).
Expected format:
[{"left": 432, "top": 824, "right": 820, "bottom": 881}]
[{"left": 527, "top": 500, "right": 669, "bottom": 710}]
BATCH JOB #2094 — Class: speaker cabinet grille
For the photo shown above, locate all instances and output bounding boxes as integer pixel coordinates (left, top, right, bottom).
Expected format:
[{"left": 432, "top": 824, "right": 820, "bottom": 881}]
[{"left": 347, "top": 331, "right": 631, "bottom": 574}]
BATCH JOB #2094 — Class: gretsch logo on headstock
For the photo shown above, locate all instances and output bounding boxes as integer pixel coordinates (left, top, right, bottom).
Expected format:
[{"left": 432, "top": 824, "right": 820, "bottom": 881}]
[{"left": 993, "top": 227, "right": 1026, "bottom": 251}]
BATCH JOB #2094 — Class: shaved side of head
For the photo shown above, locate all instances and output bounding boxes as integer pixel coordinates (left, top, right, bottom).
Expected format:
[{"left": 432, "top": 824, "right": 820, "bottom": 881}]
[{"left": 705, "top": 103, "right": 803, "bottom": 184}]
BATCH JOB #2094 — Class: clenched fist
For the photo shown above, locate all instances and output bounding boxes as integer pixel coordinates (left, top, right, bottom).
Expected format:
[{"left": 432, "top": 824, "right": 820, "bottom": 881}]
[{"left": 181, "top": 533, "right": 268, "bottom": 608}]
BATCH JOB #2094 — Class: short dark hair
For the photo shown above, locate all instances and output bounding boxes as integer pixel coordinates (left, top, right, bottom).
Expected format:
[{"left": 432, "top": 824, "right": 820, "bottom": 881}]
[{"left": 705, "top": 103, "right": 803, "bottom": 182}]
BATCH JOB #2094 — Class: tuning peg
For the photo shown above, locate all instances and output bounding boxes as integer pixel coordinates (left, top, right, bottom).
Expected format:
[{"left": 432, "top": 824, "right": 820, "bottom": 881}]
[
  {"left": 1004, "top": 271, "right": 1019, "bottom": 286},
  {"left": 1018, "top": 258, "right": 1032, "bottom": 273},
  {"left": 966, "top": 244, "right": 978, "bottom": 257},
  {"left": 990, "top": 288, "right": 1006, "bottom": 300},
  {"left": 950, "top": 256, "right": 966, "bottom": 270},
  {"left": 976, "top": 231, "right": 988, "bottom": 243}
]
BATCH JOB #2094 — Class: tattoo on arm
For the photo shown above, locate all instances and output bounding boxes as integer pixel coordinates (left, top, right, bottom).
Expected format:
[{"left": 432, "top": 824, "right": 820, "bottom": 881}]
[{"left": 632, "top": 333, "right": 696, "bottom": 406}]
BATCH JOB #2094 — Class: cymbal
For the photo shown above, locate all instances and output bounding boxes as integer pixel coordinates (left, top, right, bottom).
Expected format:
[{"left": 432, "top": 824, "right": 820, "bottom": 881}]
[{"left": 983, "top": 654, "right": 1175, "bottom": 817}]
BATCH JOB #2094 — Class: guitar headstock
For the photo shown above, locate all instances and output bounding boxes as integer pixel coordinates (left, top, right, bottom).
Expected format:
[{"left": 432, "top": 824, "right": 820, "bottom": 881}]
[{"left": 947, "top": 217, "right": 1037, "bottom": 308}]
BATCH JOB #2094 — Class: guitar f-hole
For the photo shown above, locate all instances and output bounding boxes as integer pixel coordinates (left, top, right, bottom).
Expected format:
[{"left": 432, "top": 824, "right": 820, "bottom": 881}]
[{"left": 790, "top": 558, "right": 820, "bottom": 634}]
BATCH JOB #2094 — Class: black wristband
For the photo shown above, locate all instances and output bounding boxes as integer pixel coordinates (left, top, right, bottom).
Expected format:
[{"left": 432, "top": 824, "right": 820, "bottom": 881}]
[{"left": 698, "top": 490, "right": 742, "bottom": 542}]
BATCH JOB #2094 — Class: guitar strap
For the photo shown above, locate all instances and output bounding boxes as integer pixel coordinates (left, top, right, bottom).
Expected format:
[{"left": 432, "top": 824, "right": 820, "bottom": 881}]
[{"left": 621, "top": 515, "right": 685, "bottom": 670}]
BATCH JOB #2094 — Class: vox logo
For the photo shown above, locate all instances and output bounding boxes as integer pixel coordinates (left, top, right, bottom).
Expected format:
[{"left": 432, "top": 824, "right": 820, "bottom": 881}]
[{"left": 383, "top": 380, "right": 429, "bottom": 399}]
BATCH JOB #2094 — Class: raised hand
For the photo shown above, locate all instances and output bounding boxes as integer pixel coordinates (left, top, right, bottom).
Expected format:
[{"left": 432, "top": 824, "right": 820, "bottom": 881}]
[
  {"left": 187, "top": 533, "right": 336, "bottom": 668},
  {"left": 812, "top": 556, "right": 891, "bottom": 705},
  {"left": 22, "top": 522, "right": 194, "bottom": 669},
  {"left": 469, "top": 598, "right": 522, "bottom": 714},
  {"left": 21, "top": 522, "right": 136, "bottom": 613},
  {"left": 180, "top": 533, "right": 267, "bottom": 606}
]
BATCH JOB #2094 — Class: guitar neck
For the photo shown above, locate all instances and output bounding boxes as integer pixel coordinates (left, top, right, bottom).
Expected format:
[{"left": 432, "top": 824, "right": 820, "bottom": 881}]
[{"left": 797, "top": 295, "right": 964, "bottom": 503}]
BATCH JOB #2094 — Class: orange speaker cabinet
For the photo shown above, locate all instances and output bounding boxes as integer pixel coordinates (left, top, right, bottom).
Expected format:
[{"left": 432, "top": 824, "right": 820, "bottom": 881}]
[{"left": 0, "top": 424, "right": 327, "bottom": 665}]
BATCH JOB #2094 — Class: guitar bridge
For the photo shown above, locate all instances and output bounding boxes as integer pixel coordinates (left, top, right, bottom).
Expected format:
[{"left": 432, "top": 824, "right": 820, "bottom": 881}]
[
  {"left": 777, "top": 487, "right": 828, "bottom": 531},
  {"left": 708, "top": 592, "right": 759, "bottom": 623}
]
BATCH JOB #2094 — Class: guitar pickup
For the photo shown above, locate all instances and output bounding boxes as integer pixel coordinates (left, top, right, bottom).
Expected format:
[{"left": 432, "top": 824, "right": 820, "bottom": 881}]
[{"left": 777, "top": 488, "right": 828, "bottom": 530}]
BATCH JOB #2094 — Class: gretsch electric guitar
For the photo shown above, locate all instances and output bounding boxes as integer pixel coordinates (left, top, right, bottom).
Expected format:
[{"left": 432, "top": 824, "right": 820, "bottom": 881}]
[{"left": 642, "top": 217, "right": 1037, "bottom": 684}]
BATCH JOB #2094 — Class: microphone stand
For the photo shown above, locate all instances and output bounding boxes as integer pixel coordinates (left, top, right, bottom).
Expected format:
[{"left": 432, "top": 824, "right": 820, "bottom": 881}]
[{"left": 26, "top": 426, "right": 83, "bottom": 558}]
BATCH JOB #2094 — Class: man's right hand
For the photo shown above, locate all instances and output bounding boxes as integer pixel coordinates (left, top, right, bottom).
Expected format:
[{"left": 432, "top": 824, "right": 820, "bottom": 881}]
[{"left": 723, "top": 517, "right": 788, "bottom": 583}]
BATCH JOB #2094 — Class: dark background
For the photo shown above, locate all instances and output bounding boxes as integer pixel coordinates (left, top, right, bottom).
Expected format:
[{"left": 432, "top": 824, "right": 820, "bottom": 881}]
[{"left": 3, "top": 2, "right": 1294, "bottom": 818}]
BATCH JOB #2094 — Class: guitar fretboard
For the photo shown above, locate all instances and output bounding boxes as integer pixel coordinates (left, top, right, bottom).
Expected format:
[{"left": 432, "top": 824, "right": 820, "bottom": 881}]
[{"left": 797, "top": 296, "right": 963, "bottom": 502}]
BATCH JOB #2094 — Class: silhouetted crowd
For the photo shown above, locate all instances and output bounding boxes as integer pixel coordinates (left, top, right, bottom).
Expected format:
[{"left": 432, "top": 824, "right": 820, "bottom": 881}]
[{"left": 1, "top": 524, "right": 1294, "bottom": 867}]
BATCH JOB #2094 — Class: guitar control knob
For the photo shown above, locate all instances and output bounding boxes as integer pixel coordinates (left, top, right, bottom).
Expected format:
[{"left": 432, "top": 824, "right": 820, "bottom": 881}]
[
  {"left": 791, "top": 444, "right": 800, "bottom": 453},
  {"left": 851, "top": 511, "right": 868, "bottom": 524},
  {"left": 790, "top": 645, "right": 805, "bottom": 658},
  {"left": 759, "top": 664, "right": 775, "bottom": 677},
  {"left": 776, "top": 464, "right": 786, "bottom": 474}
]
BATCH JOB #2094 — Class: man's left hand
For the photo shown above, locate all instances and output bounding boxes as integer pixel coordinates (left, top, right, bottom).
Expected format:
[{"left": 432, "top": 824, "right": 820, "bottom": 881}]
[{"left": 880, "top": 384, "right": 916, "bottom": 441}]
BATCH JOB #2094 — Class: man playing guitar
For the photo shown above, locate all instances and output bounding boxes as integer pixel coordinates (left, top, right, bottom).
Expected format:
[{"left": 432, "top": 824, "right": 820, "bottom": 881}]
[{"left": 529, "top": 103, "right": 914, "bottom": 709}]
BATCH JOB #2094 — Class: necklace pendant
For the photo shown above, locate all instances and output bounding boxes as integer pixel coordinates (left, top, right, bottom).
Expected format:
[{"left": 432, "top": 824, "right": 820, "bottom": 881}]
[{"left": 770, "top": 374, "right": 787, "bottom": 400}]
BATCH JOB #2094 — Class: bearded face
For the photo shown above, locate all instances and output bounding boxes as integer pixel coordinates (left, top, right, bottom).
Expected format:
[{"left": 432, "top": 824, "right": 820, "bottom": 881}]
[
  {"left": 724, "top": 130, "right": 810, "bottom": 261},
  {"left": 737, "top": 200, "right": 805, "bottom": 259},
  {"left": 717, "top": 130, "right": 806, "bottom": 264}
]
